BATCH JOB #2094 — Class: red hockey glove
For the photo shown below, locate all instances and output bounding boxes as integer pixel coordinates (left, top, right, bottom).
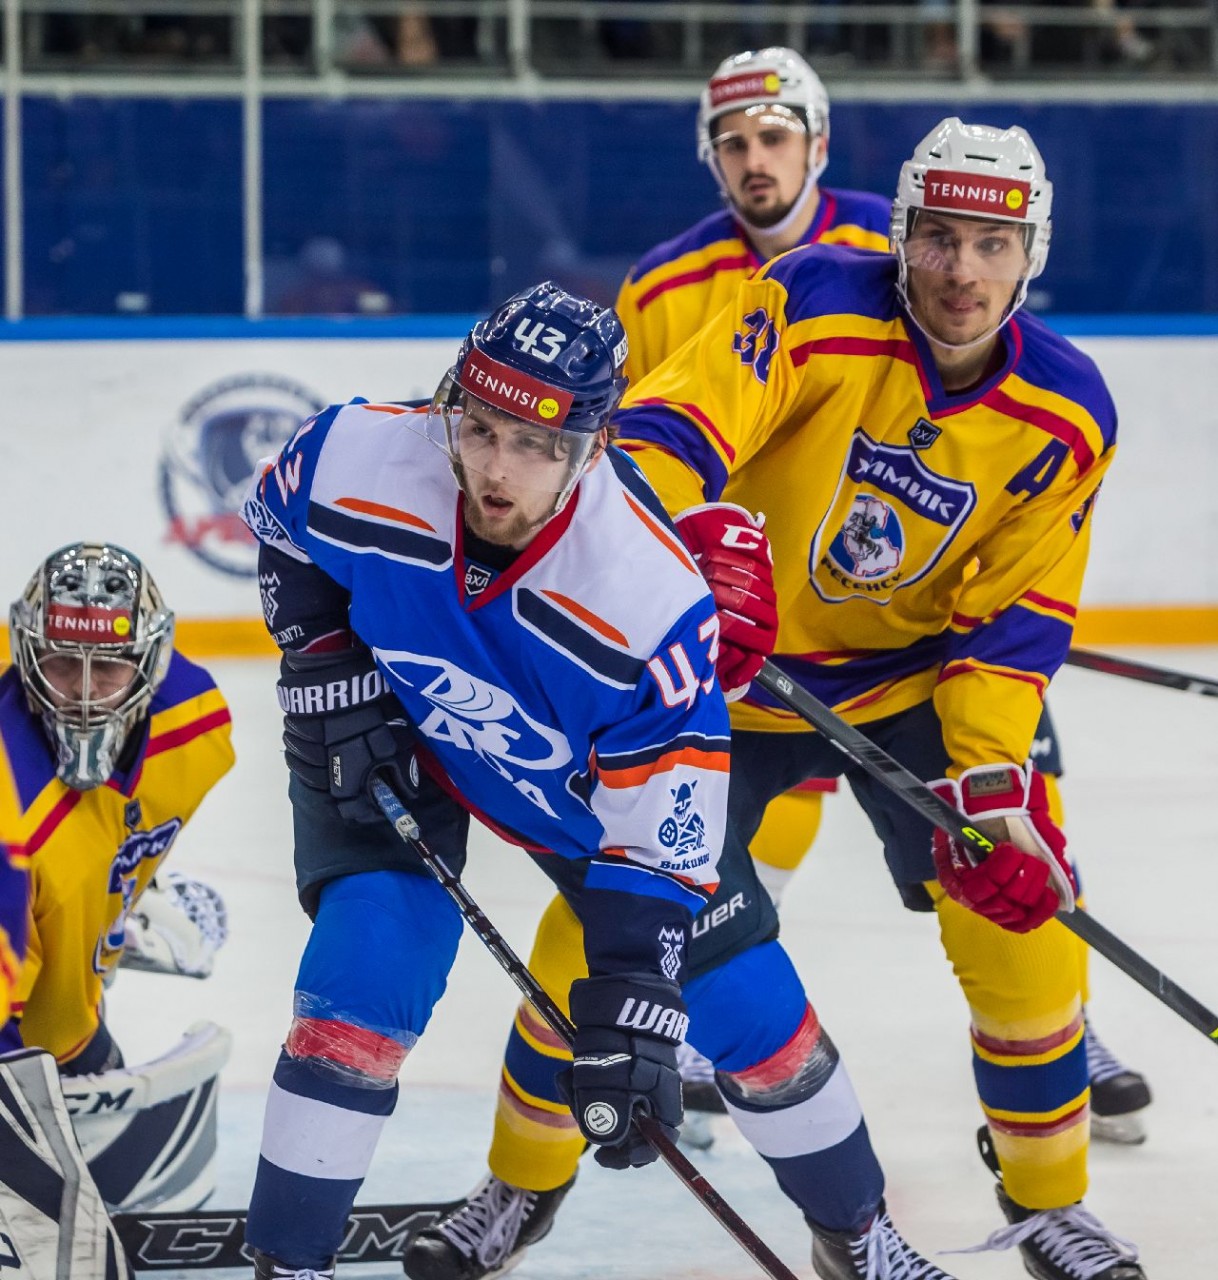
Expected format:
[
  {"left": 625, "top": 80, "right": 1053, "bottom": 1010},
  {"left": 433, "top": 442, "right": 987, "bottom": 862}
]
[
  {"left": 674, "top": 503, "right": 778, "bottom": 701},
  {"left": 930, "top": 763, "right": 1076, "bottom": 934}
]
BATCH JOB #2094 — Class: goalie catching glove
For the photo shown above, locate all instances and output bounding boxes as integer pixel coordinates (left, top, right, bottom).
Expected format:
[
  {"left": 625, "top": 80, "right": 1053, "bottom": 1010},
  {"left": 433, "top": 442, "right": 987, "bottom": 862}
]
[
  {"left": 278, "top": 645, "right": 416, "bottom": 824},
  {"left": 556, "top": 974, "right": 685, "bottom": 1170},
  {"left": 121, "top": 871, "right": 228, "bottom": 978},
  {"left": 930, "top": 762, "right": 1076, "bottom": 934},
  {"left": 674, "top": 503, "right": 778, "bottom": 701}
]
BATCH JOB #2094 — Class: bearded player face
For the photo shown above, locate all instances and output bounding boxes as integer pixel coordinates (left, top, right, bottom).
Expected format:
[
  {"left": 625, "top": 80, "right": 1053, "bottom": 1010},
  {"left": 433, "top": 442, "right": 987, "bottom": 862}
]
[{"left": 711, "top": 105, "right": 824, "bottom": 229}]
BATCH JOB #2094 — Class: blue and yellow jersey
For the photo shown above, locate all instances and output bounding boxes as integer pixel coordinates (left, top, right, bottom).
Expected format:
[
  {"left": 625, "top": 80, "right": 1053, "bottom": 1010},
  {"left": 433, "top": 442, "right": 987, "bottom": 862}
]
[
  {"left": 0, "top": 654, "right": 234, "bottom": 1063},
  {"left": 0, "top": 754, "right": 26, "bottom": 1032},
  {"left": 615, "top": 189, "right": 891, "bottom": 384},
  {"left": 616, "top": 246, "right": 1117, "bottom": 773}
]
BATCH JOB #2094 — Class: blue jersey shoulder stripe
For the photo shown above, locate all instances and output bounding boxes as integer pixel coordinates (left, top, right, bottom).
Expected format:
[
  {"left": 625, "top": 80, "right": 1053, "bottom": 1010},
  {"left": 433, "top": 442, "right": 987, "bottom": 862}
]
[
  {"left": 823, "top": 186, "right": 892, "bottom": 234},
  {"left": 617, "top": 415, "right": 729, "bottom": 503},
  {"left": 0, "top": 670, "right": 57, "bottom": 813},
  {"left": 515, "top": 589, "right": 646, "bottom": 688},
  {"left": 762, "top": 244, "right": 901, "bottom": 329},
  {"left": 307, "top": 502, "right": 452, "bottom": 567},
  {"left": 151, "top": 651, "right": 218, "bottom": 711},
  {"left": 584, "top": 859, "right": 708, "bottom": 913},
  {"left": 630, "top": 210, "right": 738, "bottom": 283}
]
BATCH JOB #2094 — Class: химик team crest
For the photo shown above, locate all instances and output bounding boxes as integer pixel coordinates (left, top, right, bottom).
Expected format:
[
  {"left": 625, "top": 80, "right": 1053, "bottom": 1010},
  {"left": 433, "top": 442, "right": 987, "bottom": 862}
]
[{"left": 811, "top": 428, "right": 976, "bottom": 604}]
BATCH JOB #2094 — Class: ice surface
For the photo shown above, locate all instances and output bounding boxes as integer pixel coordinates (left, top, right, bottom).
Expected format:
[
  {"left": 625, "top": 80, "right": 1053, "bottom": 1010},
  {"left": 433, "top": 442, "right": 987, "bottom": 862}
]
[{"left": 104, "top": 651, "right": 1218, "bottom": 1276}]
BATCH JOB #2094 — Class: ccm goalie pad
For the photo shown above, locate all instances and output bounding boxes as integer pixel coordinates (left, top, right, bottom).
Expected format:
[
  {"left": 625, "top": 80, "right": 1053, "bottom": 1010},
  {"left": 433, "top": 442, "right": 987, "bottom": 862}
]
[
  {"left": 0, "top": 1048, "right": 130, "bottom": 1280},
  {"left": 64, "top": 1022, "right": 232, "bottom": 1214}
]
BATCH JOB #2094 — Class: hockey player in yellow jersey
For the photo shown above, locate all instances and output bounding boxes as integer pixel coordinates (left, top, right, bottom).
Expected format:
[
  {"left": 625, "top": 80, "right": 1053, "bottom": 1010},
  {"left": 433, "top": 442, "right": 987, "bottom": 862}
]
[
  {"left": 0, "top": 542, "right": 235, "bottom": 1212},
  {"left": 616, "top": 46, "right": 889, "bottom": 388},
  {"left": 618, "top": 47, "right": 1146, "bottom": 1142},
  {"left": 608, "top": 118, "right": 1144, "bottom": 1280}
]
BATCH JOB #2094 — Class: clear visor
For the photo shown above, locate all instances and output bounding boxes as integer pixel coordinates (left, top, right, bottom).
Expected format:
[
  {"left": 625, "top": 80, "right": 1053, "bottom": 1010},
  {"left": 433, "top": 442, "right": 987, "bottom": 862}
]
[
  {"left": 711, "top": 104, "right": 809, "bottom": 159},
  {"left": 902, "top": 210, "right": 1034, "bottom": 284},
  {"left": 425, "top": 374, "right": 602, "bottom": 516}
]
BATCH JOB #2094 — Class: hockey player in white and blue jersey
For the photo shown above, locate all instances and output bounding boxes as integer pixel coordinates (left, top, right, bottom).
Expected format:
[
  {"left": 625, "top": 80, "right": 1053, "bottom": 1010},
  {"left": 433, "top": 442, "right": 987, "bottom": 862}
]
[{"left": 240, "top": 283, "right": 957, "bottom": 1280}]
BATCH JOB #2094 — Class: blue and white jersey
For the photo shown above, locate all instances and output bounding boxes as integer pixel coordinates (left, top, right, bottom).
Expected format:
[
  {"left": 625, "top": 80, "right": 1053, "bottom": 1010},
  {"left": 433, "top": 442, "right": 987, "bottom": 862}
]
[{"left": 246, "top": 401, "right": 729, "bottom": 919}]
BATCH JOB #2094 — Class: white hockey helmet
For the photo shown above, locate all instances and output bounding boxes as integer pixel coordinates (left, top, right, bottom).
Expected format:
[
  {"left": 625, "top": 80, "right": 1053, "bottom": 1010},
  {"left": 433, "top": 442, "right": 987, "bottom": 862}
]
[
  {"left": 891, "top": 118, "right": 1053, "bottom": 343},
  {"left": 10, "top": 543, "right": 174, "bottom": 790},
  {"left": 697, "top": 48, "right": 830, "bottom": 235},
  {"left": 697, "top": 46, "right": 830, "bottom": 166}
]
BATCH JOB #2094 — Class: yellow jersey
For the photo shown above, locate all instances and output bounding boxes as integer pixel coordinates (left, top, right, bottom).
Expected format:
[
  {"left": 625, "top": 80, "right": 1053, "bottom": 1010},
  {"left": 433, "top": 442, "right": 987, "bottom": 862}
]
[
  {"left": 615, "top": 188, "right": 891, "bottom": 385},
  {"left": 617, "top": 245, "right": 1116, "bottom": 773},
  {"left": 0, "top": 653, "right": 234, "bottom": 1063},
  {"left": 0, "top": 754, "right": 25, "bottom": 1031}
]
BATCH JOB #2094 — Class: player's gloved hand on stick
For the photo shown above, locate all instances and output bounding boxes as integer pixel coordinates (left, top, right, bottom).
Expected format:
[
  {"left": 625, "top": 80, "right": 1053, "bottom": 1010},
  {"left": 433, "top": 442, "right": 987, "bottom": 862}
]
[
  {"left": 674, "top": 503, "right": 778, "bottom": 701},
  {"left": 930, "top": 762, "right": 1076, "bottom": 934},
  {"left": 278, "top": 645, "right": 416, "bottom": 824},
  {"left": 556, "top": 974, "right": 686, "bottom": 1169}
]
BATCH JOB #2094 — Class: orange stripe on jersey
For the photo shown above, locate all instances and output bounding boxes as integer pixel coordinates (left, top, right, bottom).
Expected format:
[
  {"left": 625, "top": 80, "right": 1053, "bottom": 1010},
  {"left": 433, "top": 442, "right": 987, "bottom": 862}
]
[
  {"left": 635, "top": 253, "right": 753, "bottom": 311},
  {"left": 23, "top": 789, "right": 82, "bottom": 858},
  {"left": 334, "top": 496, "right": 437, "bottom": 531},
  {"left": 359, "top": 403, "right": 408, "bottom": 415},
  {"left": 597, "top": 746, "right": 731, "bottom": 789},
  {"left": 789, "top": 336, "right": 917, "bottom": 368},
  {"left": 146, "top": 706, "right": 233, "bottom": 759},
  {"left": 622, "top": 491, "right": 699, "bottom": 575},
  {"left": 540, "top": 591, "right": 629, "bottom": 647},
  {"left": 983, "top": 388, "right": 1096, "bottom": 474}
]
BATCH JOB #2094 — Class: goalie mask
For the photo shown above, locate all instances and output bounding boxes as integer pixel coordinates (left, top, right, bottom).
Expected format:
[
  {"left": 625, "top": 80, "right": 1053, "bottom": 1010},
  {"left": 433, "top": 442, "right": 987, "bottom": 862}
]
[
  {"left": 10, "top": 543, "right": 174, "bottom": 790},
  {"left": 426, "top": 281, "right": 628, "bottom": 546},
  {"left": 890, "top": 117, "right": 1053, "bottom": 350},
  {"left": 696, "top": 47, "right": 830, "bottom": 237}
]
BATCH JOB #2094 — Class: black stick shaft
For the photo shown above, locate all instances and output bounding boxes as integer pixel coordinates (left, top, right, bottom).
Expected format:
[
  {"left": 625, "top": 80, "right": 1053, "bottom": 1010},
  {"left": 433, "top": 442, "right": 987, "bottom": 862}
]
[
  {"left": 370, "top": 777, "right": 800, "bottom": 1280},
  {"left": 1066, "top": 648, "right": 1218, "bottom": 697},
  {"left": 754, "top": 661, "right": 1218, "bottom": 1045}
]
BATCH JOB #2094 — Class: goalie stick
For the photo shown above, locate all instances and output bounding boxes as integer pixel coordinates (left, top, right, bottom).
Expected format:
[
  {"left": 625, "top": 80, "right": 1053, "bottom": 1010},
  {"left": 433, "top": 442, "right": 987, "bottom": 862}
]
[
  {"left": 370, "top": 777, "right": 800, "bottom": 1280},
  {"left": 1066, "top": 647, "right": 1218, "bottom": 697},
  {"left": 112, "top": 1201, "right": 461, "bottom": 1271},
  {"left": 753, "top": 660, "right": 1218, "bottom": 1046}
]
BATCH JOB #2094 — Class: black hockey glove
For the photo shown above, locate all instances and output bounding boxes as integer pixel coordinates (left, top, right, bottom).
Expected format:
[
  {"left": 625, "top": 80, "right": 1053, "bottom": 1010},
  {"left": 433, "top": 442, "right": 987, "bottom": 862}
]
[
  {"left": 278, "top": 647, "right": 416, "bottom": 825},
  {"left": 556, "top": 974, "right": 686, "bottom": 1170}
]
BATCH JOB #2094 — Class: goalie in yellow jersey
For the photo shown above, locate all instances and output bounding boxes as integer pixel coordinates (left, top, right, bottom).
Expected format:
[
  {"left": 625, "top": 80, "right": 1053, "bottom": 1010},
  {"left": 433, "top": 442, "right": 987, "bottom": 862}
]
[{"left": 0, "top": 542, "right": 235, "bottom": 1217}]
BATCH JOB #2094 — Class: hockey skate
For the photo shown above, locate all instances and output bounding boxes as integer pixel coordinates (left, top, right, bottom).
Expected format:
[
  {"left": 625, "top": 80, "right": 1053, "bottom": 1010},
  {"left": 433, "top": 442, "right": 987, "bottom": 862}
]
[
  {"left": 675, "top": 1040, "right": 725, "bottom": 1151},
  {"left": 810, "top": 1201, "right": 959, "bottom": 1279},
  {"left": 971, "top": 1127, "right": 1146, "bottom": 1279},
  {"left": 252, "top": 1251, "right": 334, "bottom": 1280},
  {"left": 400, "top": 1172, "right": 576, "bottom": 1280},
  {"left": 1085, "top": 1017, "right": 1151, "bottom": 1145}
]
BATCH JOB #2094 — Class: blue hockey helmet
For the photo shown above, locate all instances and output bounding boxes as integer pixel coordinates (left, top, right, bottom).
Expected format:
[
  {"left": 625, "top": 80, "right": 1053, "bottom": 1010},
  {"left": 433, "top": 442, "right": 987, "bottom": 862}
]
[
  {"left": 453, "top": 280, "right": 628, "bottom": 435},
  {"left": 429, "top": 282, "right": 630, "bottom": 529}
]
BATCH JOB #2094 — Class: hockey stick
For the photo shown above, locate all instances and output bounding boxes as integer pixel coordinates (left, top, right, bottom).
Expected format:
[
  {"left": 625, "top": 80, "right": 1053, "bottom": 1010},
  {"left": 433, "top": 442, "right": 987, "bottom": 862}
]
[
  {"left": 113, "top": 1201, "right": 462, "bottom": 1270},
  {"left": 370, "top": 776, "right": 801, "bottom": 1280},
  {"left": 1066, "top": 647, "right": 1218, "bottom": 697},
  {"left": 753, "top": 660, "right": 1218, "bottom": 1045}
]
